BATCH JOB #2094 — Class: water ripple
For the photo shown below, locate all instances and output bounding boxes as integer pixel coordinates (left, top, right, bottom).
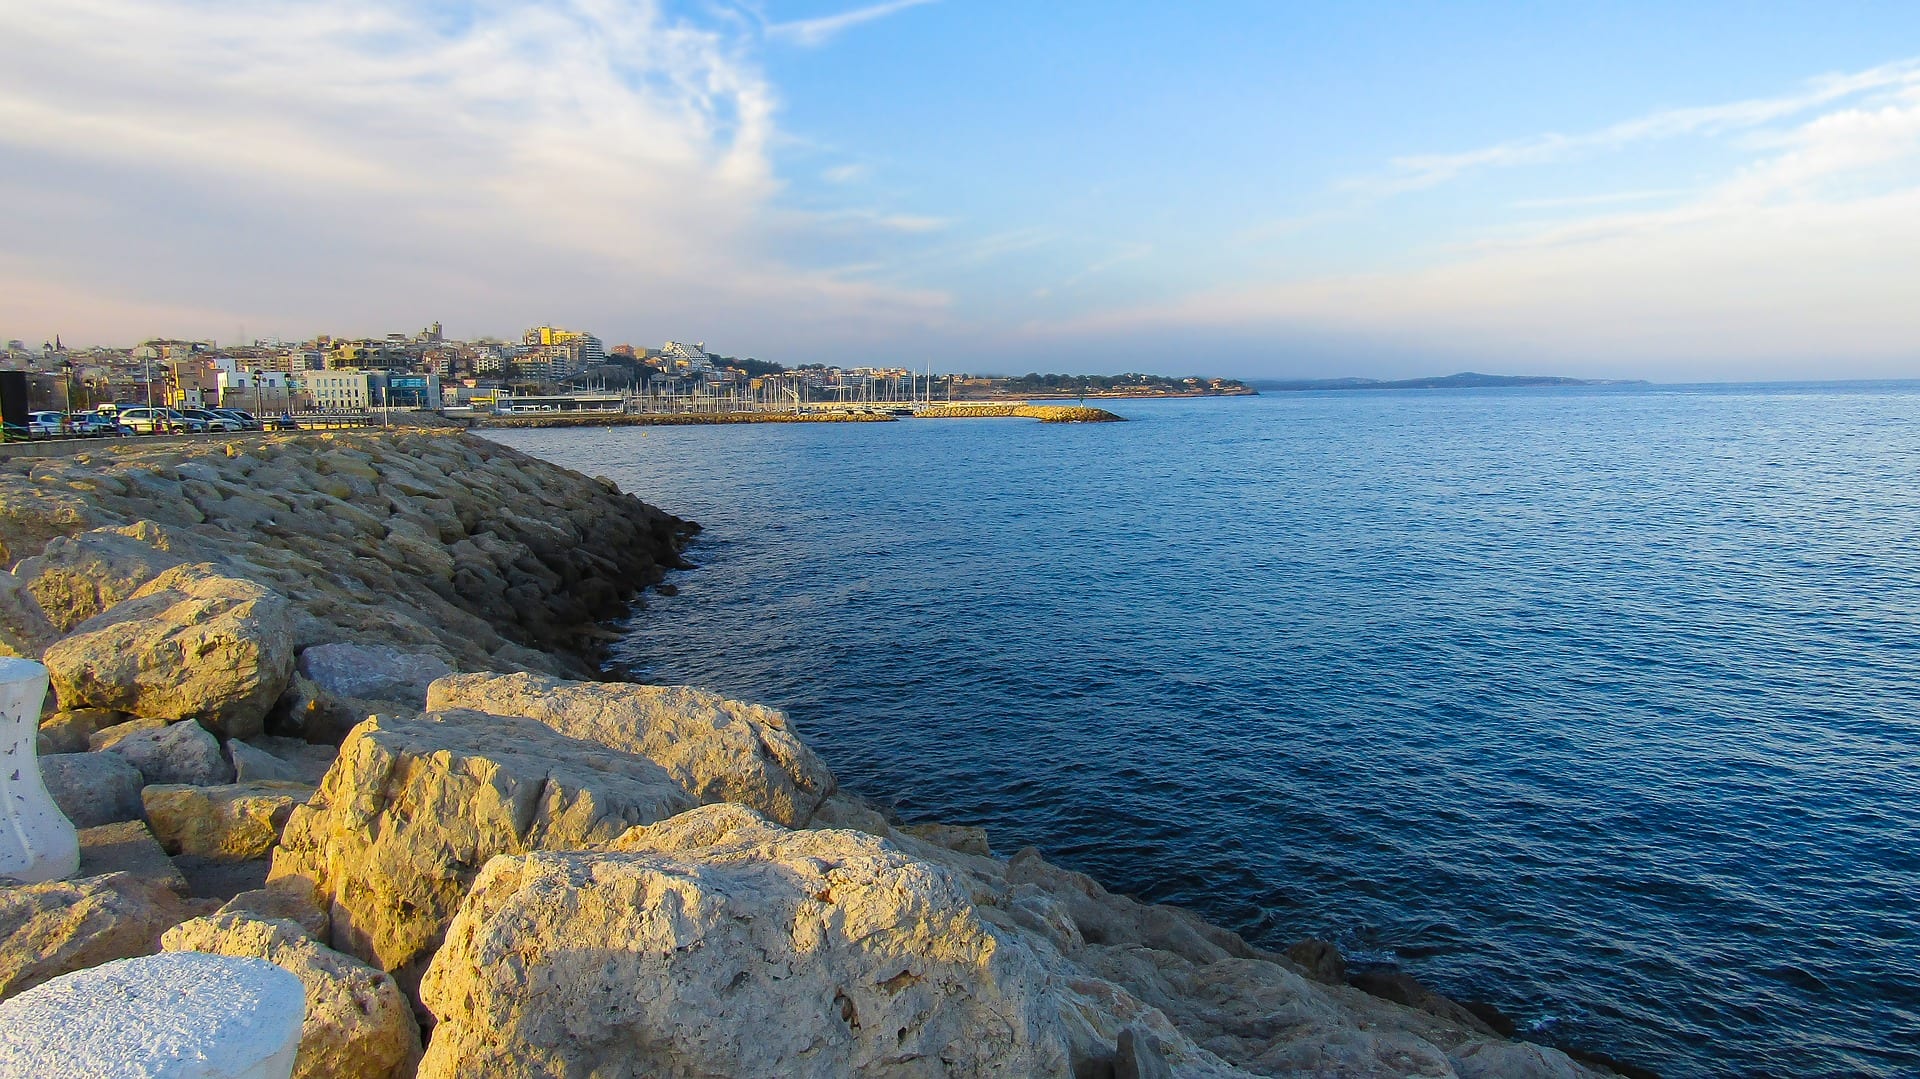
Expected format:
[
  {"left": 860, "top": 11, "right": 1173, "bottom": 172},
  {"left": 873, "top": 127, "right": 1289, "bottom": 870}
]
[{"left": 493, "top": 382, "right": 1920, "bottom": 1078}]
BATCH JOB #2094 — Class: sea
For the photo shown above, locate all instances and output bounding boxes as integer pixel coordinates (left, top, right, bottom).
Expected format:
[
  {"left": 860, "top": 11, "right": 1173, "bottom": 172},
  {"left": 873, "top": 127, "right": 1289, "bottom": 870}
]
[{"left": 487, "top": 382, "right": 1920, "bottom": 1078}]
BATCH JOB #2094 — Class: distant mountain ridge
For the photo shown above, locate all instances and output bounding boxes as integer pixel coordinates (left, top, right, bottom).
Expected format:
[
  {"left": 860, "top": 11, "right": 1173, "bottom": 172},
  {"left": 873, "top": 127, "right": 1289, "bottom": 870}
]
[{"left": 1250, "top": 371, "right": 1648, "bottom": 391}]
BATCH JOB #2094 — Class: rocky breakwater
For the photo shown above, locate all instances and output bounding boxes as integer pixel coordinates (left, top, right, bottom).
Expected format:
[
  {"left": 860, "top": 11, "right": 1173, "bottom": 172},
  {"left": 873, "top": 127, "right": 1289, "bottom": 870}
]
[{"left": 0, "top": 430, "right": 1617, "bottom": 1078}]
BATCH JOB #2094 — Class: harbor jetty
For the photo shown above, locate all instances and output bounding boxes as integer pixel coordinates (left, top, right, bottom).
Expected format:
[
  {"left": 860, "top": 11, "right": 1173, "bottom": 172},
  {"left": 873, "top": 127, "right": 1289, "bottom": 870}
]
[{"left": 0, "top": 429, "right": 1619, "bottom": 1077}]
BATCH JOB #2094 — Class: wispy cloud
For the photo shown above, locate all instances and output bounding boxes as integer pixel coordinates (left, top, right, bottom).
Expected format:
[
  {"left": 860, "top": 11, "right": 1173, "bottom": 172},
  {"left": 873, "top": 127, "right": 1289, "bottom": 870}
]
[
  {"left": 765, "top": 0, "right": 936, "bottom": 47},
  {"left": 1512, "top": 189, "right": 1689, "bottom": 211},
  {"left": 1351, "top": 57, "right": 1920, "bottom": 195},
  {"left": 1050, "top": 60, "right": 1920, "bottom": 375}
]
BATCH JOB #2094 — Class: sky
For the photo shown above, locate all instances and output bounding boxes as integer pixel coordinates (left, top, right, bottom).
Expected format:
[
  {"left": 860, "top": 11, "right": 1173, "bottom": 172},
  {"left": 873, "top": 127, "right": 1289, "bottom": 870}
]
[{"left": 2, "top": 1, "right": 1919, "bottom": 381}]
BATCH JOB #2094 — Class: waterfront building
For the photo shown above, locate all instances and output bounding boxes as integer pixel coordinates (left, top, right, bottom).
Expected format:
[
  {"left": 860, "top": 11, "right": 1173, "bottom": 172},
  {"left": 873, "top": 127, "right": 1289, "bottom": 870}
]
[
  {"left": 659, "top": 340, "right": 715, "bottom": 375},
  {"left": 305, "top": 369, "right": 376, "bottom": 411},
  {"left": 519, "top": 326, "right": 606, "bottom": 377}
]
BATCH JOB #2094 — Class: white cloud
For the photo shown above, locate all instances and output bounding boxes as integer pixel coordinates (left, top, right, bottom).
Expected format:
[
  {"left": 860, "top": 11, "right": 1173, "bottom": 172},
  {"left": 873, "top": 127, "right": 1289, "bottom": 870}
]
[
  {"left": 764, "top": 0, "right": 936, "bottom": 48},
  {"left": 0, "top": 0, "right": 948, "bottom": 353}
]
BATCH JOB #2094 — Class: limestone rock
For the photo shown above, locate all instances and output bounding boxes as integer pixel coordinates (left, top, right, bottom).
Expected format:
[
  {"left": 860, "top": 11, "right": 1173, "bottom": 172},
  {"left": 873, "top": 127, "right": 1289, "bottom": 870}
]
[
  {"left": 298, "top": 642, "right": 451, "bottom": 707},
  {"left": 76, "top": 821, "right": 191, "bottom": 897},
  {"left": 103, "top": 718, "right": 234, "bottom": 786},
  {"left": 229, "top": 737, "right": 304, "bottom": 782},
  {"left": 247, "top": 735, "right": 338, "bottom": 784},
  {"left": 271, "top": 673, "right": 392, "bottom": 746},
  {"left": 0, "top": 871, "right": 191, "bottom": 1000},
  {"left": 418, "top": 804, "right": 1075, "bottom": 1078},
  {"left": 142, "top": 781, "right": 312, "bottom": 861},
  {"left": 43, "top": 564, "right": 295, "bottom": 738},
  {"left": 163, "top": 911, "right": 423, "bottom": 1079},
  {"left": 37, "top": 752, "right": 145, "bottom": 829},
  {"left": 269, "top": 709, "right": 699, "bottom": 994},
  {"left": 13, "top": 520, "right": 192, "bottom": 633},
  {"left": 37, "top": 707, "right": 124, "bottom": 754},
  {"left": 87, "top": 715, "right": 165, "bottom": 750},
  {"left": 173, "top": 856, "right": 273, "bottom": 902},
  {"left": 220, "top": 878, "right": 331, "bottom": 941},
  {"left": 427, "top": 671, "right": 837, "bottom": 826},
  {"left": 0, "top": 571, "right": 55, "bottom": 658}
]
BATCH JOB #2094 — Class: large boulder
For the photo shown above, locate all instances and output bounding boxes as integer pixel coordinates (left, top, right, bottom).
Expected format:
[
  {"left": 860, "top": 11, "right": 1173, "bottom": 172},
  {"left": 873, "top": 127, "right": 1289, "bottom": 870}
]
[
  {"left": 418, "top": 804, "right": 1077, "bottom": 1078},
  {"left": 102, "top": 718, "right": 234, "bottom": 786},
  {"left": 37, "top": 752, "right": 145, "bottom": 828},
  {"left": 0, "top": 871, "right": 191, "bottom": 1001},
  {"left": 298, "top": 642, "right": 451, "bottom": 707},
  {"left": 142, "top": 782, "right": 313, "bottom": 861},
  {"left": 13, "top": 521, "right": 192, "bottom": 633},
  {"left": 163, "top": 911, "right": 423, "bottom": 1079},
  {"left": 268, "top": 710, "right": 699, "bottom": 994},
  {"left": 427, "top": 672, "right": 837, "bottom": 826},
  {"left": 42, "top": 564, "right": 295, "bottom": 738}
]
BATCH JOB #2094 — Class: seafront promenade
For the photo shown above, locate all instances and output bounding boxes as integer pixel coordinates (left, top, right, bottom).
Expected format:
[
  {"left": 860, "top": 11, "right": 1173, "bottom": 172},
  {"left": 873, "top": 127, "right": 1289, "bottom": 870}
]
[{"left": 0, "top": 428, "right": 1624, "bottom": 1077}]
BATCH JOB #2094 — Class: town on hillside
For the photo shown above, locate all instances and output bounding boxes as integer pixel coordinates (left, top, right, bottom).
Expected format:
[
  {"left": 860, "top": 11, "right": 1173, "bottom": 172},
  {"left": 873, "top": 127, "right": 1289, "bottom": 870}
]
[{"left": 0, "top": 323, "right": 1250, "bottom": 425}]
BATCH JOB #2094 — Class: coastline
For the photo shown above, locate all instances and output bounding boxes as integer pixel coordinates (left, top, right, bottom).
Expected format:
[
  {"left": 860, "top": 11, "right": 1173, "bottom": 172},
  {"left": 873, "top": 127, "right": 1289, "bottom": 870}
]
[{"left": 0, "top": 429, "right": 1633, "bottom": 1077}]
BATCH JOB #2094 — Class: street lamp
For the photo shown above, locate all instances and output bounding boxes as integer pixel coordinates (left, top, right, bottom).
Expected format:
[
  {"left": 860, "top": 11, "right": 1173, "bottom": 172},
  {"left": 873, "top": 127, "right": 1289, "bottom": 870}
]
[{"left": 252, "top": 370, "right": 263, "bottom": 421}]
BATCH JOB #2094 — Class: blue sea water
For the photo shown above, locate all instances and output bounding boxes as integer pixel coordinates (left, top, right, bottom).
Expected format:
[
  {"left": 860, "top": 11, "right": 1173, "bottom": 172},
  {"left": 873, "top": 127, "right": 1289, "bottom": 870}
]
[{"left": 488, "top": 383, "right": 1920, "bottom": 1078}]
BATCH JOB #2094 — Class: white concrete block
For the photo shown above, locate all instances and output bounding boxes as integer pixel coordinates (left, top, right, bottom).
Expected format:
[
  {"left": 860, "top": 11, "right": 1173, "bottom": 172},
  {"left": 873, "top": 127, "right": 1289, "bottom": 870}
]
[
  {"left": 0, "top": 952, "right": 306, "bottom": 1078},
  {"left": 0, "top": 657, "right": 79, "bottom": 883}
]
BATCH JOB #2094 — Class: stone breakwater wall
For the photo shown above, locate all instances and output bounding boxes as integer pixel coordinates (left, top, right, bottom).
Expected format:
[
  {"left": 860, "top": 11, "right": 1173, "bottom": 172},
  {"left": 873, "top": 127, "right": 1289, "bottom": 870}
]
[
  {"left": 915, "top": 403, "right": 1125, "bottom": 422},
  {"left": 483, "top": 411, "right": 894, "bottom": 428},
  {"left": 0, "top": 430, "right": 1620, "bottom": 1078}
]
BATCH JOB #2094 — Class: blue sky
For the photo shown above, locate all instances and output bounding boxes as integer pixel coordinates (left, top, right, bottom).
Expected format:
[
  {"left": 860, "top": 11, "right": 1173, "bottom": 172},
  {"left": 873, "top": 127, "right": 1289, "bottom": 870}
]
[{"left": 2, "top": 1, "right": 1919, "bottom": 380}]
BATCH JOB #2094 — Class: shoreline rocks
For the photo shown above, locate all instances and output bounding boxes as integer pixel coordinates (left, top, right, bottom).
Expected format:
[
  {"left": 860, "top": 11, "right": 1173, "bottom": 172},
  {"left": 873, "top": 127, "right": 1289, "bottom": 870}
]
[{"left": 0, "top": 429, "right": 1630, "bottom": 1077}]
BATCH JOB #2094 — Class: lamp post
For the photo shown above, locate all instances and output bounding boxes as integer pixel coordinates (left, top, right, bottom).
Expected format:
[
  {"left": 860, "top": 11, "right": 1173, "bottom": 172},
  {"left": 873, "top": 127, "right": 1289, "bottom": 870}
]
[{"left": 252, "top": 369, "right": 263, "bottom": 421}]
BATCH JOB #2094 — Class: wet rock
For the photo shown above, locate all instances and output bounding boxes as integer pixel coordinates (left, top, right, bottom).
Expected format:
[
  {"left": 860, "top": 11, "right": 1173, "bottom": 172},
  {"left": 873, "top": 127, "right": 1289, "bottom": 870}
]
[
  {"left": 163, "top": 911, "right": 423, "bottom": 1079},
  {"left": 1287, "top": 937, "right": 1348, "bottom": 985},
  {"left": 103, "top": 718, "right": 233, "bottom": 786},
  {"left": 426, "top": 671, "right": 838, "bottom": 826},
  {"left": 37, "top": 752, "right": 145, "bottom": 828}
]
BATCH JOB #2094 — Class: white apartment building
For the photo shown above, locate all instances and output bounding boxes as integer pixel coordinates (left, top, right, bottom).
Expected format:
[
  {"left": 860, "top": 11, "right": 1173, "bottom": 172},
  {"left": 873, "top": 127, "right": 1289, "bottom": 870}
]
[{"left": 306, "top": 369, "right": 374, "bottom": 411}]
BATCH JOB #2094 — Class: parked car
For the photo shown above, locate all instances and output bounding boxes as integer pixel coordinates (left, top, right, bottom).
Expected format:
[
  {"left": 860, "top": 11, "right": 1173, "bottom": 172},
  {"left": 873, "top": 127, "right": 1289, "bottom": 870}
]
[
  {"left": 178, "top": 408, "right": 240, "bottom": 431},
  {"left": 212, "top": 408, "right": 262, "bottom": 430},
  {"left": 268, "top": 413, "right": 301, "bottom": 431},
  {"left": 28, "top": 411, "right": 66, "bottom": 437},
  {"left": 114, "top": 407, "right": 203, "bottom": 435},
  {"left": 74, "top": 412, "right": 122, "bottom": 437}
]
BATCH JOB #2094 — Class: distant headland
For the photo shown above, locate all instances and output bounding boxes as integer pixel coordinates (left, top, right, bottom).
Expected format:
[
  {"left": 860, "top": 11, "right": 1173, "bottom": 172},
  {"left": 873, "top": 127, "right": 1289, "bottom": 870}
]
[{"left": 1251, "top": 372, "right": 1650, "bottom": 392}]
